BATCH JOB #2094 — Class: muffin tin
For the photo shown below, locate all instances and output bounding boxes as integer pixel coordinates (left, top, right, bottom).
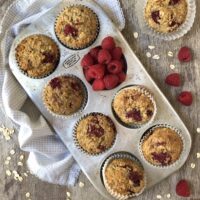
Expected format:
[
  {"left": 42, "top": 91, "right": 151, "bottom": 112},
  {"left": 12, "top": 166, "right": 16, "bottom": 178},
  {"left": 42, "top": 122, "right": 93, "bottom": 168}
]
[{"left": 9, "top": 0, "right": 192, "bottom": 199}]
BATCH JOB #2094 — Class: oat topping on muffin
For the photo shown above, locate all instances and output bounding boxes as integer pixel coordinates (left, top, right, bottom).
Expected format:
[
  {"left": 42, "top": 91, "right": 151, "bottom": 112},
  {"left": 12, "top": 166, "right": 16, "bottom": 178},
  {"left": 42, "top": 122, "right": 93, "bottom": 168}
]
[
  {"left": 104, "top": 158, "right": 145, "bottom": 196},
  {"left": 43, "top": 75, "right": 85, "bottom": 116},
  {"left": 112, "top": 86, "right": 155, "bottom": 126},
  {"left": 75, "top": 113, "right": 116, "bottom": 154},
  {"left": 145, "top": 0, "right": 188, "bottom": 33},
  {"left": 55, "top": 5, "right": 99, "bottom": 49},
  {"left": 141, "top": 126, "right": 183, "bottom": 166},
  {"left": 16, "top": 34, "right": 59, "bottom": 78}
]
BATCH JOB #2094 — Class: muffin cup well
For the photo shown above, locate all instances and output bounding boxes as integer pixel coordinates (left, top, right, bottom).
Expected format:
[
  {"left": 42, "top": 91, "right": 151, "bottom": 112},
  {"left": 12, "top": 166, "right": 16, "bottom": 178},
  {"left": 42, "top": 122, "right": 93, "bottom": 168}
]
[
  {"left": 101, "top": 152, "right": 147, "bottom": 200},
  {"left": 42, "top": 74, "right": 88, "bottom": 119},
  {"left": 135, "top": 0, "right": 196, "bottom": 40},
  {"left": 15, "top": 34, "right": 60, "bottom": 79},
  {"left": 139, "top": 124, "right": 185, "bottom": 168},
  {"left": 54, "top": 5, "right": 100, "bottom": 50},
  {"left": 73, "top": 112, "right": 117, "bottom": 156},
  {"left": 112, "top": 85, "right": 157, "bottom": 129}
]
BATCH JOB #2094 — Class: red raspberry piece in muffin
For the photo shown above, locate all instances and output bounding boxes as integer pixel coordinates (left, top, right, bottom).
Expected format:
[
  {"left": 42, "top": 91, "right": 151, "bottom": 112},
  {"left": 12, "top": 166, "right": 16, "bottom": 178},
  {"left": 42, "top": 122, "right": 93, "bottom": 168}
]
[{"left": 64, "top": 24, "right": 78, "bottom": 37}]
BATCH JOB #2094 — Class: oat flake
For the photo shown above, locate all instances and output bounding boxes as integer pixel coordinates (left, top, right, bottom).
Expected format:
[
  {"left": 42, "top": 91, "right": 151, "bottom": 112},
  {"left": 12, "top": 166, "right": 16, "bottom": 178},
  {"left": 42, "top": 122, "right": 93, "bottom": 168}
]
[
  {"left": 197, "top": 152, "right": 200, "bottom": 158},
  {"left": 148, "top": 45, "right": 155, "bottom": 50},
  {"left": 166, "top": 193, "right": 171, "bottom": 198},
  {"left": 191, "top": 163, "right": 196, "bottom": 169},
  {"left": 168, "top": 51, "right": 174, "bottom": 57},
  {"left": 169, "top": 64, "right": 175, "bottom": 70},
  {"left": 156, "top": 194, "right": 162, "bottom": 199},
  {"left": 197, "top": 128, "right": 200, "bottom": 133},
  {"left": 66, "top": 192, "right": 71, "bottom": 197},
  {"left": 146, "top": 52, "right": 152, "bottom": 58},
  {"left": 25, "top": 192, "right": 30, "bottom": 198},
  {"left": 10, "top": 149, "right": 15, "bottom": 155},
  {"left": 79, "top": 181, "right": 85, "bottom": 188},
  {"left": 152, "top": 55, "right": 160, "bottom": 60},
  {"left": 6, "top": 170, "right": 12, "bottom": 176},
  {"left": 133, "top": 32, "right": 138, "bottom": 39}
]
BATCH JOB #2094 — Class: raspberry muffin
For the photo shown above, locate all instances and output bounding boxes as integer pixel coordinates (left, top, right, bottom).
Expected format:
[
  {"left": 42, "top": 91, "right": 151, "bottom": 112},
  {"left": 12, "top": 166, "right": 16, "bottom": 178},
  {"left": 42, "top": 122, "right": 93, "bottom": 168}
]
[
  {"left": 74, "top": 113, "right": 116, "bottom": 155},
  {"left": 16, "top": 34, "right": 60, "bottom": 78},
  {"left": 55, "top": 5, "right": 99, "bottom": 49},
  {"left": 141, "top": 126, "right": 183, "bottom": 166},
  {"left": 103, "top": 154, "right": 146, "bottom": 199},
  {"left": 112, "top": 86, "right": 156, "bottom": 127},
  {"left": 145, "top": 0, "right": 188, "bottom": 33},
  {"left": 43, "top": 75, "right": 86, "bottom": 116}
]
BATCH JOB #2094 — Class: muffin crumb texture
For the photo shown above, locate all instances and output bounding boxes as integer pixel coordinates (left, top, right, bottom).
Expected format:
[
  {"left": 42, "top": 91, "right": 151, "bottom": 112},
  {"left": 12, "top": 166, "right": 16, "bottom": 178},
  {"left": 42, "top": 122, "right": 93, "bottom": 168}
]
[
  {"left": 142, "top": 127, "right": 183, "bottom": 166},
  {"left": 16, "top": 35, "right": 59, "bottom": 78},
  {"left": 105, "top": 158, "right": 145, "bottom": 196},
  {"left": 55, "top": 5, "right": 99, "bottom": 49},
  {"left": 75, "top": 113, "right": 116, "bottom": 154},
  {"left": 113, "top": 87, "right": 155, "bottom": 126},
  {"left": 43, "top": 76, "right": 85, "bottom": 116},
  {"left": 145, "top": 0, "right": 188, "bottom": 33}
]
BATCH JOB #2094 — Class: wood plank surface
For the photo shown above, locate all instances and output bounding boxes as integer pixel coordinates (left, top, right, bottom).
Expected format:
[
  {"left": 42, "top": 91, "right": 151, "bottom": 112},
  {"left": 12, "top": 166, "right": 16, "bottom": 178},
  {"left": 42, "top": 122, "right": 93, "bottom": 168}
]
[{"left": 0, "top": 0, "right": 200, "bottom": 199}]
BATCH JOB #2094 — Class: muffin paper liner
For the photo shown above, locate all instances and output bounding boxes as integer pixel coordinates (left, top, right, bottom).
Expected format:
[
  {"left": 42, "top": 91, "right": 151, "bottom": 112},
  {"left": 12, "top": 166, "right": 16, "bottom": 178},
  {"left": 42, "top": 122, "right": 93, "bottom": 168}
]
[
  {"left": 73, "top": 112, "right": 117, "bottom": 156},
  {"left": 54, "top": 4, "right": 100, "bottom": 50},
  {"left": 101, "top": 152, "right": 147, "bottom": 200},
  {"left": 42, "top": 73, "right": 88, "bottom": 119},
  {"left": 112, "top": 85, "right": 157, "bottom": 129},
  {"left": 15, "top": 33, "right": 60, "bottom": 79},
  {"left": 139, "top": 124, "right": 185, "bottom": 169},
  {"left": 135, "top": 0, "right": 196, "bottom": 40}
]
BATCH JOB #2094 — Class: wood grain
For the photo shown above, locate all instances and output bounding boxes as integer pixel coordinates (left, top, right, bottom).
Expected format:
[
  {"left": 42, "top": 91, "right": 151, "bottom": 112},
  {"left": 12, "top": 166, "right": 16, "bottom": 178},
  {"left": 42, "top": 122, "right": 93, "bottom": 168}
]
[{"left": 0, "top": 0, "right": 200, "bottom": 199}]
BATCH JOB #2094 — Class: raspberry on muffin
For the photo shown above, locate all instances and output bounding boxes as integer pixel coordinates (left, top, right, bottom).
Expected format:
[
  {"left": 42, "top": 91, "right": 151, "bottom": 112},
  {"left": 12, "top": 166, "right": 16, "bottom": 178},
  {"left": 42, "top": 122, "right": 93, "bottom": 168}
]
[
  {"left": 74, "top": 113, "right": 116, "bottom": 154},
  {"left": 15, "top": 34, "right": 60, "bottom": 78},
  {"left": 144, "top": 0, "right": 188, "bottom": 33},
  {"left": 55, "top": 5, "right": 99, "bottom": 49}
]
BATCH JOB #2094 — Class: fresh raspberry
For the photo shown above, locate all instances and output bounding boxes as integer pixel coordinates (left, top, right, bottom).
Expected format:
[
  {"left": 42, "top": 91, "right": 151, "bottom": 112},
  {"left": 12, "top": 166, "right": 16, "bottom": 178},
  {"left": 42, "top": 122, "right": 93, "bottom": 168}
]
[
  {"left": 176, "top": 180, "right": 190, "bottom": 197},
  {"left": 111, "top": 47, "right": 123, "bottom": 60},
  {"left": 178, "top": 47, "right": 192, "bottom": 62},
  {"left": 92, "top": 79, "right": 105, "bottom": 91},
  {"left": 107, "top": 60, "right": 123, "bottom": 74},
  {"left": 165, "top": 73, "right": 181, "bottom": 87},
  {"left": 81, "top": 54, "right": 95, "bottom": 70},
  {"left": 103, "top": 74, "right": 119, "bottom": 90},
  {"left": 101, "top": 36, "right": 116, "bottom": 50},
  {"left": 90, "top": 46, "right": 101, "bottom": 59},
  {"left": 178, "top": 91, "right": 193, "bottom": 106},
  {"left": 64, "top": 24, "right": 78, "bottom": 37},
  {"left": 98, "top": 49, "right": 112, "bottom": 65},
  {"left": 117, "top": 72, "right": 126, "bottom": 83},
  {"left": 87, "top": 64, "right": 105, "bottom": 79},
  {"left": 84, "top": 70, "right": 93, "bottom": 82}
]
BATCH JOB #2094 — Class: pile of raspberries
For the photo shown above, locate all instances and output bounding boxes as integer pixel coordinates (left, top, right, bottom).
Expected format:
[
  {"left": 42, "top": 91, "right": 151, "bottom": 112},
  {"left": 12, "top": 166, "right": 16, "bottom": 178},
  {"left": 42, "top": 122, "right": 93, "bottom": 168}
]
[{"left": 81, "top": 36, "right": 127, "bottom": 91}]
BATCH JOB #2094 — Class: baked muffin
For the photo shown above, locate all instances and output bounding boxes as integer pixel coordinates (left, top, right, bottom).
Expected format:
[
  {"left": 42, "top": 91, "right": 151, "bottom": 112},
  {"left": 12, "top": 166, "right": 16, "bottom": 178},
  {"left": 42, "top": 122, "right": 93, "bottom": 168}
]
[
  {"left": 55, "top": 5, "right": 99, "bottom": 49},
  {"left": 141, "top": 126, "right": 183, "bottom": 166},
  {"left": 16, "top": 34, "right": 60, "bottom": 78},
  {"left": 112, "top": 86, "right": 155, "bottom": 127},
  {"left": 43, "top": 75, "right": 86, "bottom": 116},
  {"left": 145, "top": 0, "right": 188, "bottom": 33},
  {"left": 75, "top": 113, "right": 116, "bottom": 154},
  {"left": 103, "top": 156, "right": 145, "bottom": 199}
]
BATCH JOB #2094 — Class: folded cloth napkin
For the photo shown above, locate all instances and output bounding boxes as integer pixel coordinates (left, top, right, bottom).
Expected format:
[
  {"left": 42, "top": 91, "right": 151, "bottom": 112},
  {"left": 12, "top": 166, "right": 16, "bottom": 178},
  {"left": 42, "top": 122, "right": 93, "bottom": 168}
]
[{"left": 0, "top": 0, "right": 125, "bottom": 186}]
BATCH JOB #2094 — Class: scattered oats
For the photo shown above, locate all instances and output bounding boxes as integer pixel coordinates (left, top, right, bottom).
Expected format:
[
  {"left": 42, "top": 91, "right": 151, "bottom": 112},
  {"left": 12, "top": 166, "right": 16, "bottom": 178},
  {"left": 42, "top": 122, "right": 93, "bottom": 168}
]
[
  {"left": 12, "top": 170, "right": 17, "bottom": 175},
  {"left": 146, "top": 52, "right": 152, "bottom": 58},
  {"left": 25, "top": 192, "right": 30, "bottom": 198},
  {"left": 18, "top": 176, "right": 23, "bottom": 182},
  {"left": 197, "top": 152, "right": 200, "bottom": 159},
  {"left": 0, "top": 125, "right": 14, "bottom": 140},
  {"left": 197, "top": 128, "right": 200, "bottom": 133},
  {"left": 6, "top": 170, "right": 12, "bottom": 177},
  {"left": 148, "top": 45, "right": 155, "bottom": 50},
  {"left": 6, "top": 156, "right": 11, "bottom": 161},
  {"left": 79, "top": 181, "right": 85, "bottom": 188},
  {"left": 10, "top": 149, "right": 15, "bottom": 155},
  {"left": 191, "top": 163, "right": 196, "bottom": 169},
  {"left": 5, "top": 160, "right": 10, "bottom": 165},
  {"left": 133, "top": 32, "right": 138, "bottom": 39},
  {"left": 66, "top": 192, "right": 71, "bottom": 197},
  {"left": 169, "top": 64, "right": 175, "bottom": 70},
  {"left": 152, "top": 55, "right": 160, "bottom": 60},
  {"left": 18, "top": 162, "right": 23, "bottom": 166},
  {"left": 19, "top": 155, "right": 24, "bottom": 160},
  {"left": 156, "top": 195, "right": 162, "bottom": 199},
  {"left": 168, "top": 51, "right": 174, "bottom": 57},
  {"left": 166, "top": 193, "right": 171, "bottom": 198},
  {"left": 23, "top": 173, "right": 28, "bottom": 177}
]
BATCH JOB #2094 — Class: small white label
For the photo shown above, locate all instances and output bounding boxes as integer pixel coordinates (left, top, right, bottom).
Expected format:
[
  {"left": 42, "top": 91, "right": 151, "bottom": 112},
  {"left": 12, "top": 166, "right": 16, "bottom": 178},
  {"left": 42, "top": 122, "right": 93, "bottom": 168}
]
[{"left": 63, "top": 54, "right": 80, "bottom": 69}]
